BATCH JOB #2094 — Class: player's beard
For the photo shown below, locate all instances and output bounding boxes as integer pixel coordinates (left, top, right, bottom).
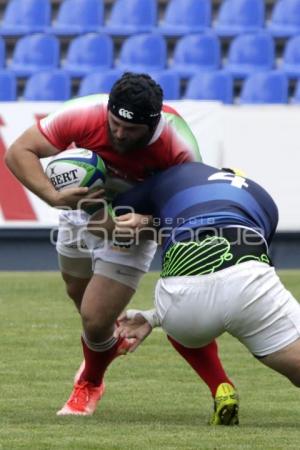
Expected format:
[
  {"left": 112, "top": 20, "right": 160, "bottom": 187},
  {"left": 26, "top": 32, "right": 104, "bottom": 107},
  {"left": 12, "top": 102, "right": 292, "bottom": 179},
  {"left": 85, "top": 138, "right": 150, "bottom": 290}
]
[{"left": 108, "top": 125, "right": 152, "bottom": 154}]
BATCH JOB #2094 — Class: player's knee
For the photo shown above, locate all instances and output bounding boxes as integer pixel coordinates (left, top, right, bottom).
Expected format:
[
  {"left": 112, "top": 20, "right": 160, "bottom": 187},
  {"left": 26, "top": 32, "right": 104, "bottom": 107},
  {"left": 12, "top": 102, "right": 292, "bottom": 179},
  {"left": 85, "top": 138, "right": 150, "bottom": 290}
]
[
  {"left": 81, "top": 309, "right": 108, "bottom": 329},
  {"left": 81, "top": 312, "right": 113, "bottom": 341},
  {"left": 62, "top": 273, "right": 89, "bottom": 309},
  {"left": 65, "top": 282, "right": 82, "bottom": 302},
  {"left": 80, "top": 297, "right": 116, "bottom": 339}
]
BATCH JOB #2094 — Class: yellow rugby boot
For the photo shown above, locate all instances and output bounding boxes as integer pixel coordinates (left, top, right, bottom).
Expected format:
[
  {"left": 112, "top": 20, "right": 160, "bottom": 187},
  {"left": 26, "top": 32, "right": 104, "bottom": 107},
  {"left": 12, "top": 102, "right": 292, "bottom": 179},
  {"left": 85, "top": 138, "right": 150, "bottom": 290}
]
[{"left": 209, "top": 383, "right": 239, "bottom": 425}]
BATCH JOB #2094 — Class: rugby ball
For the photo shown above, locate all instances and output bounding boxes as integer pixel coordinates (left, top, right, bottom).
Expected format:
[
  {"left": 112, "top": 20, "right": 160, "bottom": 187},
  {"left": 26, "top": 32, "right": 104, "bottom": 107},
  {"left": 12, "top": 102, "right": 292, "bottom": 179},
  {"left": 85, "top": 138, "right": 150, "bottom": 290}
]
[{"left": 45, "top": 148, "right": 106, "bottom": 191}]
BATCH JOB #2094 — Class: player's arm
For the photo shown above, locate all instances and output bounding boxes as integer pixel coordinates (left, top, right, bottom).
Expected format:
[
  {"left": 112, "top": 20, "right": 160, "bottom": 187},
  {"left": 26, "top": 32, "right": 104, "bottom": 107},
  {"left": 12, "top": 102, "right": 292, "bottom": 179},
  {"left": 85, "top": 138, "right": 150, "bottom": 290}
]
[
  {"left": 6, "top": 125, "right": 60, "bottom": 204},
  {"left": 5, "top": 126, "right": 101, "bottom": 209},
  {"left": 114, "top": 213, "right": 157, "bottom": 242},
  {"left": 88, "top": 206, "right": 116, "bottom": 238},
  {"left": 89, "top": 175, "right": 158, "bottom": 240},
  {"left": 88, "top": 208, "right": 157, "bottom": 243},
  {"left": 5, "top": 125, "right": 94, "bottom": 208}
]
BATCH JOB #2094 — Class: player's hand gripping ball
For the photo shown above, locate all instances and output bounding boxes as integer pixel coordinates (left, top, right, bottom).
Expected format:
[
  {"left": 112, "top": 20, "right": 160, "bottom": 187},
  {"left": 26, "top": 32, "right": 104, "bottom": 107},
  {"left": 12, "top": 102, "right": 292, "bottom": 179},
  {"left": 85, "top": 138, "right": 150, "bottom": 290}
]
[{"left": 45, "top": 148, "right": 106, "bottom": 191}]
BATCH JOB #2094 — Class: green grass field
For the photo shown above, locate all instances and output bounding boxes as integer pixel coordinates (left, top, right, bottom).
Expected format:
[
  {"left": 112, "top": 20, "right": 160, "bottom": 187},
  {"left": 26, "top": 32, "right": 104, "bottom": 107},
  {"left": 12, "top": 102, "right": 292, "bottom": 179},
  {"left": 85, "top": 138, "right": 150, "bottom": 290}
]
[{"left": 1, "top": 271, "right": 300, "bottom": 450}]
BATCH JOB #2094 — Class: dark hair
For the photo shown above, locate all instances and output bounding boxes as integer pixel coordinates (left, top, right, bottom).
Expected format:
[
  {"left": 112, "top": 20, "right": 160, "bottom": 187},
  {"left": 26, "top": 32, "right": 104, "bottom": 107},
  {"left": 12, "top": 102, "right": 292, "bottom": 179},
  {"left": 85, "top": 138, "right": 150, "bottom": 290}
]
[{"left": 108, "top": 72, "right": 163, "bottom": 129}]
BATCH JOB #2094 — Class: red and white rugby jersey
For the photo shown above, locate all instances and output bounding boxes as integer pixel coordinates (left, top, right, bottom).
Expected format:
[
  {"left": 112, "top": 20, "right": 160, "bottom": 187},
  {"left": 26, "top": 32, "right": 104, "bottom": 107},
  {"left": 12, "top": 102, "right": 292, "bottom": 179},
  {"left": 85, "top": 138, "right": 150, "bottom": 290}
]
[{"left": 38, "top": 94, "right": 202, "bottom": 183}]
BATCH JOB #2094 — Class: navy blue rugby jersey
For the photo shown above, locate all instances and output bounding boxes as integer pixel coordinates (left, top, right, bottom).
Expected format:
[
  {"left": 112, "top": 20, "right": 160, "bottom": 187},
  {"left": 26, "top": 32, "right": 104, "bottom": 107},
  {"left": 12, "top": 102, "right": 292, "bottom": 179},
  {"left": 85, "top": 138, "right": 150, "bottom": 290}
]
[{"left": 112, "top": 162, "right": 279, "bottom": 255}]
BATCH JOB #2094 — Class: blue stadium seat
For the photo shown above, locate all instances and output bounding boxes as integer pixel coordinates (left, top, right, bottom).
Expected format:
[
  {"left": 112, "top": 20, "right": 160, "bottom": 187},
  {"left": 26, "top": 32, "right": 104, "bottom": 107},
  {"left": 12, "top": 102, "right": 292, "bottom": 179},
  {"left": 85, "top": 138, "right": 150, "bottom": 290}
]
[
  {"left": 170, "top": 33, "right": 220, "bottom": 78},
  {"left": 159, "top": 0, "right": 211, "bottom": 36},
  {"left": 105, "top": 0, "right": 157, "bottom": 35},
  {"left": 117, "top": 33, "right": 167, "bottom": 73},
  {"left": 214, "top": 0, "right": 265, "bottom": 37},
  {"left": 63, "top": 33, "right": 113, "bottom": 77},
  {"left": 0, "top": 37, "right": 5, "bottom": 68},
  {"left": 281, "top": 36, "right": 300, "bottom": 78},
  {"left": 78, "top": 70, "right": 121, "bottom": 96},
  {"left": 148, "top": 70, "right": 181, "bottom": 100},
  {"left": 79, "top": 69, "right": 180, "bottom": 100},
  {"left": 240, "top": 71, "right": 288, "bottom": 103},
  {"left": 184, "top": 71, "right": 233, "bottom": 103},
  {"left": 0, "top": 0, "right": 51, "bottom": 36},
  {"left": 267, "top": 0, "right": 300, "bottom": 37},
  {"left": 23, "top": 70, "right": 71, "bottom": 101},
  {"left": 0, "top": 70, "right": 17, "bottom": 100},
  {"left": 291, "top": 78, "right": 300, "bottom": 103},
  {"left": 50, "top": 0, "right": 103, "bottom": 35},
  {"left": 9, "top": 34, "right": 59, "bottom": 77},
  {"left": 225, "top": 32, "right": 275, "bottom": 79}
]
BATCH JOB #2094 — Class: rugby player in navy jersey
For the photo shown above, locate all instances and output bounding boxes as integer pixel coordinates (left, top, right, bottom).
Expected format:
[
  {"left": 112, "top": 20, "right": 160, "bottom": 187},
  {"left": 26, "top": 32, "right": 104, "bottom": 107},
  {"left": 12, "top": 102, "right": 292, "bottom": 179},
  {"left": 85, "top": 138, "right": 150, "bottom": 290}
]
[{"left": 89, "top": 162, "right": 300, "bottom": 424}]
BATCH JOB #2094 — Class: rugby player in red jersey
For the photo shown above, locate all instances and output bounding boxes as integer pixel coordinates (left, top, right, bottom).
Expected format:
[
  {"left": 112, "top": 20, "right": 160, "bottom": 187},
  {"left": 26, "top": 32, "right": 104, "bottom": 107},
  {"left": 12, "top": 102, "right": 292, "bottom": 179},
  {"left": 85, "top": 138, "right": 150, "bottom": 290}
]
[{"left": 5, "top": 72, "right": 238, "bottom": 424}]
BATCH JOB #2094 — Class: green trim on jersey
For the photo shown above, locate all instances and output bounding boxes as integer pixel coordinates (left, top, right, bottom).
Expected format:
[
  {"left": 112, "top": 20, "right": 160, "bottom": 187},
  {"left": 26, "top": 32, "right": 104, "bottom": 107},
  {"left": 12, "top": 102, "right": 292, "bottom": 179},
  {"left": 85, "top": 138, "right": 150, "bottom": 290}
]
[
  {"left": 161, "top": 238, "right": 270, "bottom": 277},
  {"left": 161, "top": 237, "right": 233, "bottom": 277},
  {"left": 235, "top": 253, "right": 270, "bottom": 265},
  {"left": 43, "top": 94, "right": 108, "bottom": 122},
  {"left": 107, "top": 203, "right": 116, "bottom": 219},
  {"left": 163, "top": 111, "right": 202, "bottom": 162},
  {"left": 63, "top": 93, "right": 108, "bottom": 108}
]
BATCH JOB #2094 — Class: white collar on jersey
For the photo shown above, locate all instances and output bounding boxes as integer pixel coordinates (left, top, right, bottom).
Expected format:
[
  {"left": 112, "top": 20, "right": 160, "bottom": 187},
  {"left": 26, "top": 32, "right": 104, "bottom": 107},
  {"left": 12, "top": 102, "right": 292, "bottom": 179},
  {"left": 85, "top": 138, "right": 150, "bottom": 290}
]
[{"left": 148, "top": 115, "right": 165, "bottom": 146}]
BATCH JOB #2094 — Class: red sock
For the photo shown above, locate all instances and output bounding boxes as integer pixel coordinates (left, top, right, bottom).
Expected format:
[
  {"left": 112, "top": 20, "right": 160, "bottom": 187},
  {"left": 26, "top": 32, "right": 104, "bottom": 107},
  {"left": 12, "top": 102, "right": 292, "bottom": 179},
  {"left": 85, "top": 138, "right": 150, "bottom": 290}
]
[
  {"left": 167, "top": 335, "right": 233, "bottom": 397},
  {"left": 79, "top": 336, "right": 122, "bottom": 386}
]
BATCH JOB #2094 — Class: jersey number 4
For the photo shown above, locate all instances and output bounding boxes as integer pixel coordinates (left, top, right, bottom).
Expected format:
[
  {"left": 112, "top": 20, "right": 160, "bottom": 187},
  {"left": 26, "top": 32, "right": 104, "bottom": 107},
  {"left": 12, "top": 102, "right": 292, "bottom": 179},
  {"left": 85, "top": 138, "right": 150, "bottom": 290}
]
[{"left": 208, "top": 171, "right": 249, "bottom": 189}]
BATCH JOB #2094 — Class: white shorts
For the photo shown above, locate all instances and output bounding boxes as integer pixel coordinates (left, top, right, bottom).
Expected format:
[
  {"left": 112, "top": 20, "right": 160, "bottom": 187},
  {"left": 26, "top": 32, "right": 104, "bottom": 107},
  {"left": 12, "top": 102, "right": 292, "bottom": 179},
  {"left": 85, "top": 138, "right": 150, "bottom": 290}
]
[
  {"left": 155, "top": 261, "right": 300, "bottom": 357},
  {"left": 56, "top": 213, "right": 157, "bottom": 286}
]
